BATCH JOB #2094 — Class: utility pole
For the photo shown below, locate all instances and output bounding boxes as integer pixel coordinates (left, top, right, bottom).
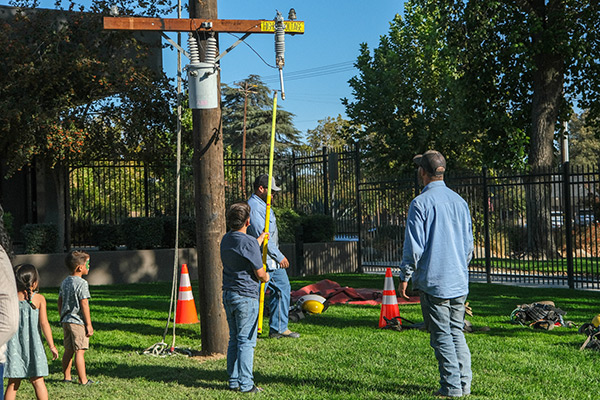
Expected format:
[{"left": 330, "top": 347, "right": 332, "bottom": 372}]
[
  {"left": 189, "top": 0, "right": 228, "bottom": 355},
  {"left": 237, "top": 82, "right": 257, "bottom": 198},
  {"left": 103, "top": 9, "right": 304, "bottom": 356}
]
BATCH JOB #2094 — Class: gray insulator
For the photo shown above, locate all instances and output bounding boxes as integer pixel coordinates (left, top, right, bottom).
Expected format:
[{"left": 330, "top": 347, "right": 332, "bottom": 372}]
[
  {"left": 205, "top": 36, "right": 218, "bottom": 65},
  {"left": 188, "top": 33, "right": 200, "bottom": 64},
  {"left": 275, "top": 25, "right": 285, "bottom": 66}
]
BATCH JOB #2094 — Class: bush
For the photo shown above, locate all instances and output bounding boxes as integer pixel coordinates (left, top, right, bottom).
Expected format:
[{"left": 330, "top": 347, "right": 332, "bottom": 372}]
[
  {"left": 2, "top": 212, "right": 13, "bottom": 236},
  {"left": 21, "top": 223, "right": 59, "bottom": 254},
  {"left": 300, "top": 214, "right": 335, "bottom": 243},
  {"left": 161, "top": 216, "right": 196, "bottom": 248},
  {"left": 274, "top": 207, "right": 301, "bottom": 243},
  {"left": 91, "top": 224, "right": 123, "bottom": 251},
  {"left": 121, "top": 217, "right": 164, "bottom": 250}
]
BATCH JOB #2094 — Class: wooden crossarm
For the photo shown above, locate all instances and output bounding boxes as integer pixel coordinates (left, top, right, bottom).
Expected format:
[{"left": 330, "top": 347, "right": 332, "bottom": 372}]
[{"left": 103, "top": 17, "right": 304, "bottom": 34}]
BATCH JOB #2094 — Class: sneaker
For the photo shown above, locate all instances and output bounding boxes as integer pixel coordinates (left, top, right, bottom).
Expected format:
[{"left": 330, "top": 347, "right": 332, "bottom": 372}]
[
  {"left": 81, "top": 380, "right": 96, "bottom": 385},
  {"left": 269, "top": 329, "right": 300, "bottom": 339},
  {"left": 241, "top": 385, "right": 264, "bottom": 393}
]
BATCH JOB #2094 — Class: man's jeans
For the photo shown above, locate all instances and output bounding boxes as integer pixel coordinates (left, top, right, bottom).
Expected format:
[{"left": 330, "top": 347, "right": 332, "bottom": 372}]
[
  {"left": 223, "top": 291, "right": 259, "bottom": 392},
  {"left": 266, "top": 268, "right": 291, "bottom": 334},
  {"left": 1, "top": 362, "right": 4, "bottom": 400},
  {"left": 420, "top": 293, "right": 472, "bottom": 397}
]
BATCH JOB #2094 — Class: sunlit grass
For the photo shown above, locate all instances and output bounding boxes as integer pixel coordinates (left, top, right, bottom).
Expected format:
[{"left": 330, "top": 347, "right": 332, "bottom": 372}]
[{"left": 12, "top": 274, "right": 600, "bottom": 399}]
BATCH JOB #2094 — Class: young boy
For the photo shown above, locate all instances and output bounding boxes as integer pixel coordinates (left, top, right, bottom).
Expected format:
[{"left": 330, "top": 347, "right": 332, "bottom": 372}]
[
  {"left": 221, "top": 202, "right": 269, "bottom": 393},
  {"left": 58, "top": 250, "right": 94, "bottom": 385}
]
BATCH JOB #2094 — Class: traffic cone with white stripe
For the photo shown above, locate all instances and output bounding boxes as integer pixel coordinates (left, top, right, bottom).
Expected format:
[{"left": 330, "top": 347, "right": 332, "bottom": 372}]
[
  {"left": 379, "top": 267, "right": 400, "bottom": 328},
  {"left": 175, "top": 264, "right": 199, "bottom": 324}
]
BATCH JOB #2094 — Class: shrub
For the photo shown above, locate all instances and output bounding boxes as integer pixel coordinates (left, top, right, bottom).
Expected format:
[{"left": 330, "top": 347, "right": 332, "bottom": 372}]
[
  {"left": 274, "top": 207, "right": 301, "bottom": 243},
  {"left": 91, "top": 224, "right": 123, "bottom": 251},
  {"left": 21, "top": 223, "right": 59, "bottom": 254},
  {"left": 2, "top": 212, "right": 13, "bottom": 236},
  {"left": 300, "top": 214, "right": 335, "bottom": 243},
  {"left": 161, "top": 216, "right": 196, "bottom": 248},
  {"left": 122, "top": 217, "right": 164, "bottom": 250}
]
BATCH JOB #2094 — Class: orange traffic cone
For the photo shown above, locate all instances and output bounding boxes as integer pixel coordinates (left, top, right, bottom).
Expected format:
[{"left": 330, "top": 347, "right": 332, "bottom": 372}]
[
  {"left": 175, "top": 264, "right": 199, "bottom": 324},
  {"left": 379, "top": 267, "right": 400, "bottom": 328}
]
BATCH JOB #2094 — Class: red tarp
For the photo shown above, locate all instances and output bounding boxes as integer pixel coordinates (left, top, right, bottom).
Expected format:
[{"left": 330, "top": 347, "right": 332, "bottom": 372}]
[{"left": 291, "top": 279, "right": 420, "bottom": 306}]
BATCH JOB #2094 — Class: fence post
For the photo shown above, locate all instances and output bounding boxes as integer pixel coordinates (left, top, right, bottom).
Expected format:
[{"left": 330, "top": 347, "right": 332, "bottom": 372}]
[
  {"left": 323, "top": 146, "right": 329, "bottom": 216},
  {"left": 143, "top": 164, "right": 149, "bottom": 217},
  {"left": 292, "top": 151, "right": 298, "bottom": 210},
  {"left": 355, "top": 143, "right": 363, "bottom": 273},
  {"left": 563, "top": 161, "right": 574, "bottom": 289},
  {"left": 482, "top": 167, "right": 492, "bottom": 283}
]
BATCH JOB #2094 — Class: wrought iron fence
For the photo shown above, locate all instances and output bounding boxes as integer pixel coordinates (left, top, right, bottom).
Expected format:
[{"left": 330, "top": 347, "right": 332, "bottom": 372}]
[
  {"left": 69, "top": 146, "right": 359, "bottom": 245},
  {"left": 359, "top": 165, "right": 600, "bottom": 289},
  {"left": 67, "top": 152, "right": 600, "bottom": 289}
]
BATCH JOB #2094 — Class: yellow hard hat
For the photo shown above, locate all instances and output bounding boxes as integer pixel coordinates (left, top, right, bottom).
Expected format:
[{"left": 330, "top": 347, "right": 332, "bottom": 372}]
[
  {"left": 302, "top": 300, "right": 324, "bottom": 314},
  {"left": 592, "top": 314, "right": 600, "bottom": 328}
]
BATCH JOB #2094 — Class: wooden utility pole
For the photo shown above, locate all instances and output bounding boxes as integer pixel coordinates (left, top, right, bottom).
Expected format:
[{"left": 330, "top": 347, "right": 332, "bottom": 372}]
[
  {"left": 189, "top": 0, "right": 227, "bottom": 355},
  {"left": 103, "top": 9, "right": 304, "bottom": 356}
]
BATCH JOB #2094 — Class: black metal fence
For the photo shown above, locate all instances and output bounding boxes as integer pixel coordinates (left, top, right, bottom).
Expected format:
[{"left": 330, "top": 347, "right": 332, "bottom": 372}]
[
  {"left": 69, "top": 146, "right": 359, "bottom": 244},
  {"left": 68, "top": 151, "right": 600, "bottom": 289},
  {"left": 359, "top": 165, "right": 600, "bottom": 289}
]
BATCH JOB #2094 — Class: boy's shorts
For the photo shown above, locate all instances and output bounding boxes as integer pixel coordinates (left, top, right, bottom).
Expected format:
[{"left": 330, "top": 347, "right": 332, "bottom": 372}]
[{"left": 62, "top": 323, "right": 89, "bottom": 351}]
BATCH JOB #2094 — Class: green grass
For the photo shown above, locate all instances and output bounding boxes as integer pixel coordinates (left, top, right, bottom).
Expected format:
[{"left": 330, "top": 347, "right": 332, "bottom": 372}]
[{"left": 10, "top": 274, "right": 600, "bottom": 399}]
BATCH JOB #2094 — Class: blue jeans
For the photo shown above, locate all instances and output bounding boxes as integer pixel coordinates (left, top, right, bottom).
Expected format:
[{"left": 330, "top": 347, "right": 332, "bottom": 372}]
[
  {"left": 266, "top": 268, "right": 291, "bottom": 333},
  {"left": 1, "top": 362, "right": 4, "bottom": 400},
  {"left": 223, "top": 291, "right": 259, "bottom": 392},
  {"left": 420, "top": 293, "right": 472, "bottom": 397}
]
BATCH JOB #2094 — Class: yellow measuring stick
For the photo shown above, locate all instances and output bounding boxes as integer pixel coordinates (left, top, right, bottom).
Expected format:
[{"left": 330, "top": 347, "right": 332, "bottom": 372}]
[{"left": 257, "top": 90, "right": 278, "bottom": 334}]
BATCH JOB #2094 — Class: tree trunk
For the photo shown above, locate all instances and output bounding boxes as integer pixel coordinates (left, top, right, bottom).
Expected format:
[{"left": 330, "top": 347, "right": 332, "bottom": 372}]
[
  {"left": 190, "top": 0, "right": 228, "bottom": 355},
  {"left": 525, "top": 1, "right": 565, "bottom": 259}
]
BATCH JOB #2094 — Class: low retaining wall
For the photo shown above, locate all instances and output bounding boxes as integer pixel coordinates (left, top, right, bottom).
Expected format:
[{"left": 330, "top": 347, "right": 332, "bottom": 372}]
[{"left": 14, "top": 242, "right": 357, "bottom": 288}]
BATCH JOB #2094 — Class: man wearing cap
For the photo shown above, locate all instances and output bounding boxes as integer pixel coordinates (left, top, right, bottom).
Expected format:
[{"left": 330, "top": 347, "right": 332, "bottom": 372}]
[
  {"left": 247, "top": 174, "right": 300, "bottom": 339},
  {"left": 397, "top": 150, "right": 473, "bottom": 398}
]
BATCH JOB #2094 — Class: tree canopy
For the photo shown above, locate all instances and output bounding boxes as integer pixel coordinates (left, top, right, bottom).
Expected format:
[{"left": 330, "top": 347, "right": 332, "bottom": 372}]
[
  {"left": 0, "top": 1, "right": 177, "bottom": 177},
  {"left": 305, "top": 115, "right": 354, "bottom": 150},
  {"left": 221, "top": 75, "right": 301, "bottom": 157},
  {"left": 344, "top": 0, "right": 600, "bottom": 174}
]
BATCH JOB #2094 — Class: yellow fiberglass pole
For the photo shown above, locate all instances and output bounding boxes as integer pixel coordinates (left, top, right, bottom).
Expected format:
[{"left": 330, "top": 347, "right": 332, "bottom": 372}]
[{"left": 257, "top": 90, "right": 278, "bottom": 335}]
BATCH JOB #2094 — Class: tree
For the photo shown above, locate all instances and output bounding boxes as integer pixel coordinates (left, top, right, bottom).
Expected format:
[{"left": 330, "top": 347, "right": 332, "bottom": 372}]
[
  {"left": 305, "top": 115, "right": 353, "bottom": 149},
  {"left": 0, "top": 1, "right": 176, "bottom": 248},
  {"left": 569, "top": 112, "right": 600, "bottom": 168},
  {"left": 345, "top": 0, "right": 600, "bottom": 257},
  {"left": 221, "top": 75, "right": 301, "bottom": 157}
]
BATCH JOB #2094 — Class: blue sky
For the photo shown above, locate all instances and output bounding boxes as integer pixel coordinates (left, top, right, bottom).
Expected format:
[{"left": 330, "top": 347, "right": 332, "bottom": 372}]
[
  {"left": 6, "top": 0, "right": 405, "bottom": 137},
  {"left": 166, "top": 1, "right": 405, "bottom": 136}
]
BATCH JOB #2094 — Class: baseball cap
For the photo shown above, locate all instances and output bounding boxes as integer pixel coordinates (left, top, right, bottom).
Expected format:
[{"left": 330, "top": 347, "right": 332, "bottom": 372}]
[
  {"left": 254, "top": 174, "right": 281, "bottom": 191},
  {"left": 413, "top": 150, "right": 446, "bottom": 176}
]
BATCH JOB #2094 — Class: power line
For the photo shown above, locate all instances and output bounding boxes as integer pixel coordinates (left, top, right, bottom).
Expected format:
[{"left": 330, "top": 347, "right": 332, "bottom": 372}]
[{"left": 260, "top": 61, "right": 356, "bottom": 83}]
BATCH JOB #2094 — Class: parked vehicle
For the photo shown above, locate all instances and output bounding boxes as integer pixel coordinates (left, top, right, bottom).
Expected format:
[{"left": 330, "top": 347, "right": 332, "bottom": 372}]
[
  {"left": 551, "top": 211, "right": 563, "bottom": 228},
  {"left": 577, "top": 209, "right": 595, "bottom": 226}
]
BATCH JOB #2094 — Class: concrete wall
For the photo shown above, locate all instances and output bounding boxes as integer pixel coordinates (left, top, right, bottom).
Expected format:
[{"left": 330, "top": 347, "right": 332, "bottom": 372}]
[{"left": 14, "top": 242, "right": 358, "bottom": 288}]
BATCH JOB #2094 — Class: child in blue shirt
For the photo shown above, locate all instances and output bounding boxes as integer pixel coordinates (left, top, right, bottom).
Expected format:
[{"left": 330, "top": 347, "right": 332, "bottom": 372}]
[{"left": 220, "top": 202, "right": 269, "bottom": 393}]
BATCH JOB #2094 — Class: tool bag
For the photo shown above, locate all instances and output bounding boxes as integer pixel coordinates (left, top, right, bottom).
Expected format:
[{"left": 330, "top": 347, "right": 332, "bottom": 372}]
[{"left": 510, "top": 301, "right": 566, "bottom": 330}]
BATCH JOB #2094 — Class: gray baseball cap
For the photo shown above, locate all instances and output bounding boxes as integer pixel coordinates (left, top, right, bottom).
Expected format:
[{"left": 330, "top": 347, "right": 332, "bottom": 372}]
[
  {"left": 254, "top": 174, "right": 281, "bottom": 191},
  {"left": 413, "top": 150, "right": 446, "bottom": 176}
]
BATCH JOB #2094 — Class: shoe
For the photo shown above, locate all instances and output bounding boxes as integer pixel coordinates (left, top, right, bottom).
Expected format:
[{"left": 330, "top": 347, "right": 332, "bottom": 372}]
[
  {"left": 269, "top": 329, "right": 300, "bottom": 339},
  {"left": 241, "top": 385, "right": 264, "bottom": 393},
  {"left": 81, "top": 380, "right": 96, "bottom": 385}
]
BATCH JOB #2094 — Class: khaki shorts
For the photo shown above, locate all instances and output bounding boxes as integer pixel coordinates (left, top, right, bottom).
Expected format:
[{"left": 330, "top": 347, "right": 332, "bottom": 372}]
[{"left": 62, "top": 323, "right": 89, "bottom": 351}]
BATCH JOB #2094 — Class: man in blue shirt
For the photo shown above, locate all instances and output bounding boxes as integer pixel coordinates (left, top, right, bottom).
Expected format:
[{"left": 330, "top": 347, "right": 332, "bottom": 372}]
[
  {"left": 398, "top": 150, "right": 473, "bottom": 398},
  {"left": 247, "top": 174, "right": 300, "bottom": 339}
]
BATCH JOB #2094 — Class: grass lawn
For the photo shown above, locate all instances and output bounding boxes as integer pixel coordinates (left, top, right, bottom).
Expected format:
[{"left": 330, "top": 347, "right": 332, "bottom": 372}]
[{"left": 9, "top": 274, "right": 600, "bottom": 399}]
